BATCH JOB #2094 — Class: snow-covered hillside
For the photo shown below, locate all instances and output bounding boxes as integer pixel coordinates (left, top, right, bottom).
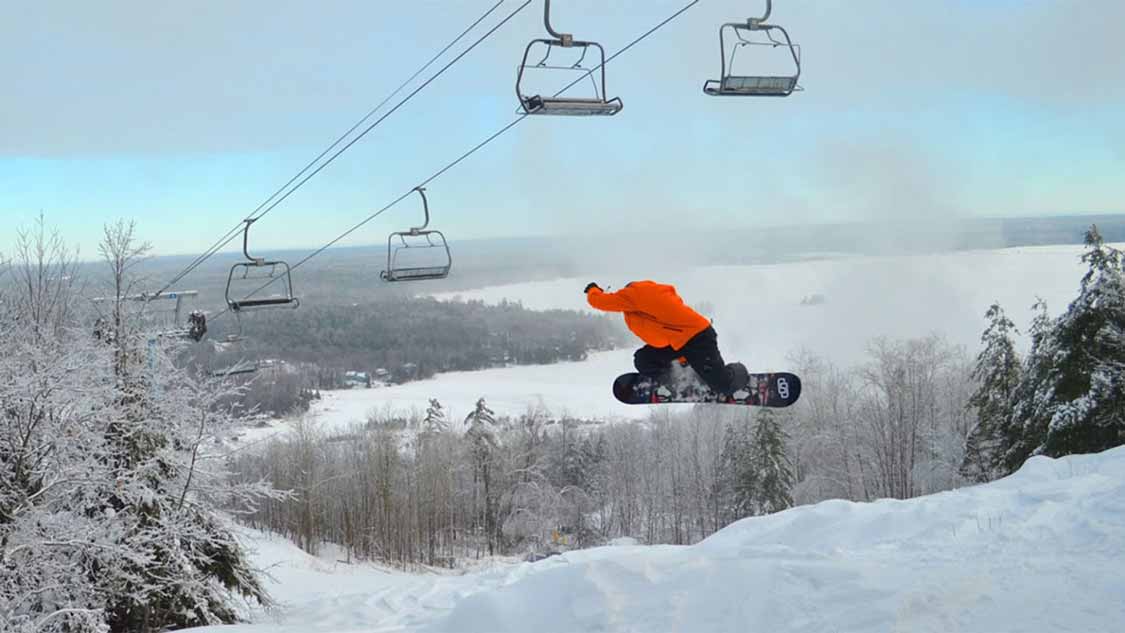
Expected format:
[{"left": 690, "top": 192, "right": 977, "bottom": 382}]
[{"left": 192, "top": 446, "right": 1125, "bottom": 633}]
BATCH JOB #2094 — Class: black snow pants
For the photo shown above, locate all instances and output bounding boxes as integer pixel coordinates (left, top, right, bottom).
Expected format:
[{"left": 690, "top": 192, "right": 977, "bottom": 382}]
[{"left": 633, "top": 326, "right": 734, "bottom": 394}]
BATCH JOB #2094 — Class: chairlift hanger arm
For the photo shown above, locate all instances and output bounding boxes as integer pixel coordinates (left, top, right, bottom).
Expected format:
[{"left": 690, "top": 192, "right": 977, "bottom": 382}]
[
  {"left": 241, "top": 218, "right": 265, "bottom": 264},
  {"left": 543, "top": 0, "right": 573, "bottom": 46},
  {"left": 411, "top": 186, "right": 432, "bottom": 234},
  {"left": 750, "top": 0, "right": 773, "bottom": 26}
]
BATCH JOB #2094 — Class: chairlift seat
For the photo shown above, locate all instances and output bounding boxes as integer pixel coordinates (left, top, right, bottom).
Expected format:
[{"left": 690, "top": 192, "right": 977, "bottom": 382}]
[
  {"left": 704, "top": 75, "right": 799, "bottom": 97},
  {"left": 516, "top": 35, "right": 622, "bottom": 118},
  {"left": 705, "top": 12, "right": 801, "bottom": 99},
  {"left": 381, "top": 265, "right": 451, "bottom": 282},
  {"left": 225, "top": 219, "right": 300, "bottom": 312},
  {"left": 521, "top": 95, "right": 623, "bottom": 116},
  {"left": 380, "top": 231, "right": 452, "bottom": 283},
  {"left": 381, "top": 187, "right": 452, "bottom": 283},
  {"left": 228, "top": 295, "right": 300, "bottom": 312}
]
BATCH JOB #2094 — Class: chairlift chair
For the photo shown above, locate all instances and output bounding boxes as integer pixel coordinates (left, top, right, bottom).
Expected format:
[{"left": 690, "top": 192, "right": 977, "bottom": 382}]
[
  {"left": 90, "top": 290, "right": 206, "bottom": 342},
  {"left": 208, "top": 319, "right": 259, "bottom": 377},
  {"left": 381, "top": 187, "right": 452, "bottom": 282},
  {"left": 225, "top": 218, "right": 300, "bottom": 312},
  {"left": 516, "top": 0, "right": 623, "bottom": 116},
  {"left": 704, "top": 0, "right": 801, "bottom": 97},
  {"left": 210, "top": 359, "right": 259, "bottom": 378}
]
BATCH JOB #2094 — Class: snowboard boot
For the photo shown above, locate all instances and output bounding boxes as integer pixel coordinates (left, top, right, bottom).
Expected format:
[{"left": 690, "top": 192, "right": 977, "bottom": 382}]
[
  {"left": 725, "top": 362, "right": 750, "bottom": 399},
  {"left": 613, "top": 376, "right": 634, "bottom": 403}
]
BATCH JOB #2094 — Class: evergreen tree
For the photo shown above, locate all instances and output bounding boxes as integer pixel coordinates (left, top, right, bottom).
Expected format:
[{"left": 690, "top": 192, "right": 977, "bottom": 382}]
[
  {"left": 423, "top": 398, "right": 448, "bottom": 434},
  {"left": 464, "top": 398, "right": 499, "bottom": 554},
  {"left": 747, "top": 410, "right": 795, "bottom": 515},
  {"left": 961, "top": 302, "right": 1021, "bottom": 482},
  {"left": 1004, "top": 298, "right": 1055, "bottom": 472},
  {"left": 713, "top": 422, "right": 741, "bottom": 523},
  {"left": 464, "top": 397, "right": 498, "bottom": 450},
  {"left": 1007, "top": 226, "right": 1125, "bottom": 468},
  {"left": 557, "top": 421, "right": 589, "bottom": 491},
  {"left": 1037, "top": 227, "right": 1125, "bottom": 456},
  {"left": 716, "top": 416, "right": 755, "bottom": 521}
]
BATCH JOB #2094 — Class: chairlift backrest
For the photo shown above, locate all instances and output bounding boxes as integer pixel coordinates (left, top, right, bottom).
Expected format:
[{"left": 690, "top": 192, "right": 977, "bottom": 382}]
[
  {"left": 516, "top": 0, "right": 623, "bottom": 116},
  {"left": 225, "top": 219, "right": 300, "bottom": 312},
  {"left": 381, "top": 187, "right": 452, "bottom": 282},
  {"left": 704, "top": 0, "right": 801, "bottom": 97}
]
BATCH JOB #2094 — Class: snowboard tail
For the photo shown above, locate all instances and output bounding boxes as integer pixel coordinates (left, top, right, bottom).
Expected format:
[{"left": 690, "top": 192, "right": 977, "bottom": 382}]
[{"left": 613, "top": 370, "right": 801, "bottom": 407}]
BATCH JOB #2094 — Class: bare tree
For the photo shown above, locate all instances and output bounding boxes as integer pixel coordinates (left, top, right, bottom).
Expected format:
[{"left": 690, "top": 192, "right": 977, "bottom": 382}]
[{"left": 11, "top": 213, "right": 81, "bottom": 342}]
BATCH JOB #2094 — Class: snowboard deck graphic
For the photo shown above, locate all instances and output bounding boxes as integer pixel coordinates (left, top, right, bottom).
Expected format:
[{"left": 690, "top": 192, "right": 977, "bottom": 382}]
[{"left": 613, "top": 369, "right": 801, "bottom": 407}]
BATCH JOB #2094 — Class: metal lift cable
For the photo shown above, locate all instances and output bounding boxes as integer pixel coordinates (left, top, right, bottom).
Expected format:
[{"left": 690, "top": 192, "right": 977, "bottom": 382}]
[
  {"left": 153, "top": 0, "right": 515, "bottom": 297},
  {"left": 214, "top": 0, "right": 703, "bottom": 321}
]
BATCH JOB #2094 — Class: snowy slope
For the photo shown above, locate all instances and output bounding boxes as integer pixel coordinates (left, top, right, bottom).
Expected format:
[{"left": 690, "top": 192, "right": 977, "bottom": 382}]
[{"left": 192, "top": 446, "right": 1125, "bottom": 633}]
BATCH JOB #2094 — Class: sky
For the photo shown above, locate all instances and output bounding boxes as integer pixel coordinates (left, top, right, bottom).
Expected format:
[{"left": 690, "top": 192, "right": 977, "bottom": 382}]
[{"left": 2, "top": 0, "right": 1123, "bottom": 258}]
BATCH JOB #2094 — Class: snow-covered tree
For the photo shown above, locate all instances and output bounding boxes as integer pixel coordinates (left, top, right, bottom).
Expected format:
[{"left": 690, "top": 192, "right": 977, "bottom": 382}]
[
  {"left": 715, "top": 416, "right": 754, "bottom": 521},
  {"left": 858, "top": 336, "right": 954, "bottom": 499},
  {"left": 423, "top": 398, "right": 448, "bottom": 434},
  {"left": 0, "top": 220, "right": 276, "bottom": 633},
  {"left": 1001, "top": 298, "right": 1054, "bottom": 472},
  {"left": 1010, "top": 227, "right": 1125, "bottom": 462},
  {"left": 961, "top": 302, "right": 1021, "bottom": 482},
  {"left": 747, "top": 410, "right": 795, "bottom": 515},
  {"left": 465, "top": 398, "right": 500, "bottom": 554}
]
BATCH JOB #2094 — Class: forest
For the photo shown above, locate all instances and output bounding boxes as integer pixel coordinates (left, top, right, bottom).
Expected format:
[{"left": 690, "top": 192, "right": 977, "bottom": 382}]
[
  {"left": 2, "top": 220, "right": 1123, "bottom": 632},
  {"left": 199, "top": 297, "right": 625, "bottom": 386}
]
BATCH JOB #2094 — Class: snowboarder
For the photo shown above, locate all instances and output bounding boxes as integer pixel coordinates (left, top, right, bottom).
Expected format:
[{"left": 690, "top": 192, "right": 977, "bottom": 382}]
[{"left": 584, "top": 280, "right": 750, "bottom": 396}]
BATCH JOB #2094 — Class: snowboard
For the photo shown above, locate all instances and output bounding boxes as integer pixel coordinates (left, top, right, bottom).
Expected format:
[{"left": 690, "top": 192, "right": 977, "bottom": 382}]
[{"left": 613, "top": 367, "right": 801, "bottom": 407}]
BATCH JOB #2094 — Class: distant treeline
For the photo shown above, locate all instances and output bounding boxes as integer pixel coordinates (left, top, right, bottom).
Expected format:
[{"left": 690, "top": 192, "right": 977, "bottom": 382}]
[{"left": 199, "top": 297, "right": 626, "bottom": 389}]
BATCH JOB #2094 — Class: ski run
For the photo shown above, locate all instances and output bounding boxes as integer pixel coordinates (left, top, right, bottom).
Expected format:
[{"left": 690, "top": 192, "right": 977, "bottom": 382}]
[{"left": 193, "top": 445, "right": 1125, "bottom": 633}]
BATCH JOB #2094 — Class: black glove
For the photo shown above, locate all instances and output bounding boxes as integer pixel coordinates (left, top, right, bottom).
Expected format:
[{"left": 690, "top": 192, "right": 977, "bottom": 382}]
[{"left": 584, "top": 282, "right": 601, "bottom": 294}]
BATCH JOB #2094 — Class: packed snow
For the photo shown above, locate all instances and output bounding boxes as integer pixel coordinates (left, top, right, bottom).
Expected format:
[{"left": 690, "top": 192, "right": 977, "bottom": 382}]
[{"left": 191, "top": 445, "right": 1125, "bottom": 633}]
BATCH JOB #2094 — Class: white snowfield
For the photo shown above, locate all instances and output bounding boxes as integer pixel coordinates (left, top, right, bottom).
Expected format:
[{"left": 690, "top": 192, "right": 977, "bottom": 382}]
[
  {"left": 434, "top": 244, "right": 1113, "bottom": 367},
  {"left": 261, "top": 243, "right": 1112, "bottom": 435},
  {"left": 304, "top": 349, "right": 657, "bottom": 427},
  {"left": 194, "top": 446, "right": 1125, "bottom": 633}
]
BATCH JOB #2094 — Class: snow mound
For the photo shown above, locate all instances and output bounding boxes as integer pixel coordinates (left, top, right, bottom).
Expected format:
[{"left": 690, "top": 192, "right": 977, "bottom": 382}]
[
  {"left": 195, "top": 446, "right": 1125, "bottom": 633},
  {"left": 423, "top": 448, "right": 1125, "bottom": 633}
]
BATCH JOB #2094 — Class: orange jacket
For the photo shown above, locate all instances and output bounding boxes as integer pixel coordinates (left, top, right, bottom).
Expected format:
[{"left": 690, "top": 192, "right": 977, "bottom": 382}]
[{"left": 586, "top": 281, "right": 710, "bottom": 350}]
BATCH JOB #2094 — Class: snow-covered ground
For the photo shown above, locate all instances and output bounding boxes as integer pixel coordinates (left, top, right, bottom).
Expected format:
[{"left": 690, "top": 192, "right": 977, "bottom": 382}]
[
  {"left": 192, "top": 445, "right": 1125, "bottom": 633},
  {"left": 234, "top": 349, "right": 653, "bottom": 445},
  {"left": 309, "top": 349, "right": 653, "bottom": 424},
  {"left": 239, "top": 243, "right": 1106, "bottom": 437}
]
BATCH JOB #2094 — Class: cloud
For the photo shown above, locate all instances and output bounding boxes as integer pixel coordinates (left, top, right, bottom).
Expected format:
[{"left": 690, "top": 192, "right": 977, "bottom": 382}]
[{"left": 5, "top": 1, "right": 1123, "bottom": 157}]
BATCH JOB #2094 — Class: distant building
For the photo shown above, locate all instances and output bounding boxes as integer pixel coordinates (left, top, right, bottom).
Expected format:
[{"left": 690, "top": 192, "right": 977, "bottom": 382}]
[
  {"left": 344, "top": 371, "right": 370, "bottom": 389},
  {"left": 800, "top": 293, "right": 826, "bottom": 306}
]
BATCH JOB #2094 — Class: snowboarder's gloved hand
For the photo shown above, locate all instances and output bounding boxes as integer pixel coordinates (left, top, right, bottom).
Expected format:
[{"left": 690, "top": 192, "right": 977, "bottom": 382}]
[{"left": 584, "top": 282, "right": 601, "bottom": 294}]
